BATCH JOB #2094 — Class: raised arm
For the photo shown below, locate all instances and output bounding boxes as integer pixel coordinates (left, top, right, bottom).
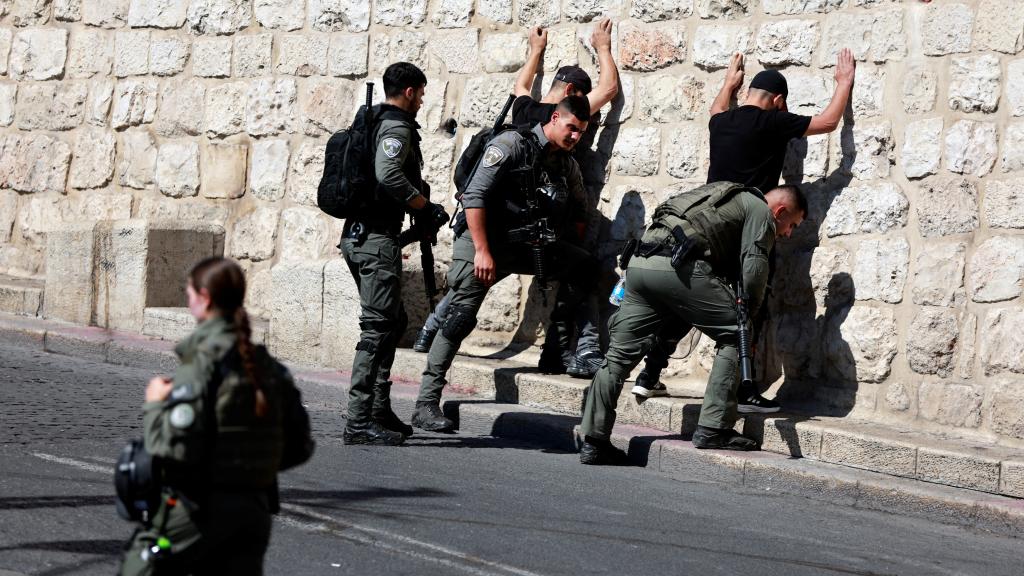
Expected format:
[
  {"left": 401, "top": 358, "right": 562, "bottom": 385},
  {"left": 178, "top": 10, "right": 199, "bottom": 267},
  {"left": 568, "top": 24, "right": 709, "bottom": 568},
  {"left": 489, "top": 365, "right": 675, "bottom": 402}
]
[
  {"left": 514, "top": 26, "right": 548, "bottom": 98},
  {"left": 805, "top": 48, "right": 856, "bottom": 136},
  {"left": 710, "top": 53, "right": 744, "bottom": 116},
  {"left": 587, "top": 18, "right": 619, "bottom": 115}
]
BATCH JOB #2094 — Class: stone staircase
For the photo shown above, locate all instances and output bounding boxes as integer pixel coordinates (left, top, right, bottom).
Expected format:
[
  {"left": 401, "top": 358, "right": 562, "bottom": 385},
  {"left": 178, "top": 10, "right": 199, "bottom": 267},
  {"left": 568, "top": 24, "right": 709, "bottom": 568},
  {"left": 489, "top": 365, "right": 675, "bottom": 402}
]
[{"left": 0, "top": 274, "right": 43, "bottom": 317}]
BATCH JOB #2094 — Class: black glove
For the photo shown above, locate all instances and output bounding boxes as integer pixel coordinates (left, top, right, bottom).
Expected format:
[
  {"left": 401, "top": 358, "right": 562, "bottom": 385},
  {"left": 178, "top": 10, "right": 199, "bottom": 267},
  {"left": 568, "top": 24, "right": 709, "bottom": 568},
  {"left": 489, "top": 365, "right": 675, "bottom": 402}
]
[{"left": 416, "top": 202, "right": 449, "bottom": 235}]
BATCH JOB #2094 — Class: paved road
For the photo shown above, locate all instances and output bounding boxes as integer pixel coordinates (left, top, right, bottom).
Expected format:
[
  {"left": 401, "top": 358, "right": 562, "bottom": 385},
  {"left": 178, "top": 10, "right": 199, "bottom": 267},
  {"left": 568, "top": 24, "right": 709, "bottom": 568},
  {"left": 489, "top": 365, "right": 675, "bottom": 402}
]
[{"left": 1, "top": 342, "right": 1022, "bottom": 576}]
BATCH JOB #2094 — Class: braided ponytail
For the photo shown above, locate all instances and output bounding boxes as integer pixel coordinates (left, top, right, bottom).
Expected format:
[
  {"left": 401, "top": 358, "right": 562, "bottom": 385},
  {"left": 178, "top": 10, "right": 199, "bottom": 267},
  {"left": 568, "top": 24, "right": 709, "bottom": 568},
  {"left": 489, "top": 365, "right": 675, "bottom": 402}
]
[{"left": 190, "top": 257, "right": 267, "bottom": 418}]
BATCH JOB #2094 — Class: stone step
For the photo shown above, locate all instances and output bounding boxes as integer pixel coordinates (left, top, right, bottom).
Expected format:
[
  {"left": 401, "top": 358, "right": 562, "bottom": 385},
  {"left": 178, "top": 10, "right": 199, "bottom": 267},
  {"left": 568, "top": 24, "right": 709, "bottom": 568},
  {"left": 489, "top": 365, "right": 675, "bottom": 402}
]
[
  {"left": 384, "top": 346, "right": 1024, "bottom": 499},
  {"left": 142, "top": 307, "right": 269, "bottom": 345},
  {"left": 0, "top": 274, "right": 43, "bottom": 317}
]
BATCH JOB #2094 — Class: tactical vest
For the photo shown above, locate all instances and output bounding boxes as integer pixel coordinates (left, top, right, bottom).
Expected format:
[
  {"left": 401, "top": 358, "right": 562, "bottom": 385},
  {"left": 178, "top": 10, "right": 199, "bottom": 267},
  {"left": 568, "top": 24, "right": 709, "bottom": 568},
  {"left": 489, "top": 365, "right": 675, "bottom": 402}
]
[
  {"left": 642, "top": 181, "right": 765, "bottom": 278},
  {"left": 490, "top": 131, "right": 573, "bottom": 242},
  {"left": 351, "top": 105, "right": 424, "bottom": 230}
]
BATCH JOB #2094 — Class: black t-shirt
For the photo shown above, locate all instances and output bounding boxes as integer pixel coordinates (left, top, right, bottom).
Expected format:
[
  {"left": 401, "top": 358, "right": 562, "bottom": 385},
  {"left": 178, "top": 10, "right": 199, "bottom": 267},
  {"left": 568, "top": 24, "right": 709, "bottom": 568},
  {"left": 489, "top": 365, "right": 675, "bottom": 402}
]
[
  {"left": 706, "top": 106, "right": 811, "bottom": 193},
  {"left": 511, "top": 95, "right": 556, "bottom": 126}
]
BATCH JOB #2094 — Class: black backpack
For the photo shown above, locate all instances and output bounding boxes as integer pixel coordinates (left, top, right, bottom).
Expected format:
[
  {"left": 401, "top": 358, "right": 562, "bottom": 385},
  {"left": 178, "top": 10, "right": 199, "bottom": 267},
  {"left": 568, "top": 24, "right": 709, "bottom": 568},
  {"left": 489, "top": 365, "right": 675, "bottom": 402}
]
[{"left": 318, "top": 85, "right": 376, "bottom": 220}]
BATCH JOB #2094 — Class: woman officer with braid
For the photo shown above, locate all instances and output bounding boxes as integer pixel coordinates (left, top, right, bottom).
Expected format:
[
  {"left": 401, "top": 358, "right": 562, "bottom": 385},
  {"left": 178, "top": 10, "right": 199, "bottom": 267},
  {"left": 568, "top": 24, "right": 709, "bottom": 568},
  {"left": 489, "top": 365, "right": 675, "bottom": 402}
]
[{"left": 120, "top": 257, "right": 314, "bottom": 576}]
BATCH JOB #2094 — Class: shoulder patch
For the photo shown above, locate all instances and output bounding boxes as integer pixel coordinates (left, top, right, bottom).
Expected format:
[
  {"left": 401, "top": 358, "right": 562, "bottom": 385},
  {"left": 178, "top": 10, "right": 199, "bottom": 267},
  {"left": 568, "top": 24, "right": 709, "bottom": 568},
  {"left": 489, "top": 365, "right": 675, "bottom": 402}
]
[
  {"left": 382, "top": 137, "right": 403, "bottom": 158},
  {"left": 169, "top": 383, "right": 194, "bottom": 402},
  {"left": 482, "top": 146, "right": 505, "bottom": 168},
  {"left": 169, "top": 403, "right": 196, "bottom": 429}
]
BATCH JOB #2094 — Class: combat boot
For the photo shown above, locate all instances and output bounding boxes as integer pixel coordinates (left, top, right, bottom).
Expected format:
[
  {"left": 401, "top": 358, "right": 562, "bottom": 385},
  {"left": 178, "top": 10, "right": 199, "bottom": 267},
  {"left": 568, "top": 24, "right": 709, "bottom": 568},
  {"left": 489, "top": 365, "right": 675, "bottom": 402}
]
[
  {"left": 538, "top": 347, "right": 572, "bottom": 375},
  {"left": 566, "top": 350, "right": 604, "bottom": 379},
  {"left": 631, "top": 368, "right": 669, "bottom": 398},
  {"left": 413, "top": 328, "right": 436, "bottom": 353},
  {"left": 372, "top": 381, "right": 414, "bottom": 437},
  {"left": 343, "top": 421, "right": 405, "bottom": 446},
  {"left": 579, "top": 437, "right": 630, "bottom": 465},
  {"left": 411, "top": 401, "right": 454, "bottom": 432},
  {"left": 691, "top": 425, "right": 759, "bottom": 451}
]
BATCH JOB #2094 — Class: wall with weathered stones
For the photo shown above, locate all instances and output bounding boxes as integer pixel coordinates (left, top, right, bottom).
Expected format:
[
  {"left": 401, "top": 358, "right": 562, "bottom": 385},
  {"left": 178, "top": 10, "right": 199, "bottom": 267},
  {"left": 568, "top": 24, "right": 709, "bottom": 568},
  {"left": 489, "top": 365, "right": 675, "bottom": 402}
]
[{"left": 1, "top": 0, "right": 1023, "bottom": 446}]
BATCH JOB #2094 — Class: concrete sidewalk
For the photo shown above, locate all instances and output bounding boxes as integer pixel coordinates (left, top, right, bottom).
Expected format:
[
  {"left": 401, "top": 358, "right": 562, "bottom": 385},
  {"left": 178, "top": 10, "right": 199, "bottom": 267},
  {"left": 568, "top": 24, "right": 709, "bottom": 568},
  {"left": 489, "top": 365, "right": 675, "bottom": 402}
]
[{"left": 1, "top": 310, "right": 1022, "bottom": 539}]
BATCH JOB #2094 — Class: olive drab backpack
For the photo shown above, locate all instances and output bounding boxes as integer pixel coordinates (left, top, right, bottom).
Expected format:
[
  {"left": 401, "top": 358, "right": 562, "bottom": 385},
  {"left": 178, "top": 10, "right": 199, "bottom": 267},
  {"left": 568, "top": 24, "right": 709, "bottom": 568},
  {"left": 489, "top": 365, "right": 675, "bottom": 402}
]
[{"left": 317, "top": 83, "right": 376, "bottom": 219}]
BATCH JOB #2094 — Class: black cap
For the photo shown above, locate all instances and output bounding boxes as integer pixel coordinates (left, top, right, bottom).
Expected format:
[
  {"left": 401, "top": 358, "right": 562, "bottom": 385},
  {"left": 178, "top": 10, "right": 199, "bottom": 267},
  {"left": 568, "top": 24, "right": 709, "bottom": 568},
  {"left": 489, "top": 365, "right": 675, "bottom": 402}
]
[
  {"left": 554, "top": 65, "right": 593, "bottom": 95},
  {"left": 749, "top": 69, "right": 788, "bottom": 99}
]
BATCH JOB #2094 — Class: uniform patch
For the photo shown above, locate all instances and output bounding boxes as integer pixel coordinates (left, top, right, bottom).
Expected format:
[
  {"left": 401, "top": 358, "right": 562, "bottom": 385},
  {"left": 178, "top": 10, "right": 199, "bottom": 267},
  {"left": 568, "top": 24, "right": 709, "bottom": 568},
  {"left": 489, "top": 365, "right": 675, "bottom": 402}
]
[
  {"left": 382, "top": 137, "right": 403, "bottom": 158},
  {"left": 169, "top": 404, "right": 196, "bottom": 429},
  {"left": 482, "top": 146, "right": 505, "bottom": 168},
  {"left": 170, "top": 384, "right": 193, "bottom": 401}
]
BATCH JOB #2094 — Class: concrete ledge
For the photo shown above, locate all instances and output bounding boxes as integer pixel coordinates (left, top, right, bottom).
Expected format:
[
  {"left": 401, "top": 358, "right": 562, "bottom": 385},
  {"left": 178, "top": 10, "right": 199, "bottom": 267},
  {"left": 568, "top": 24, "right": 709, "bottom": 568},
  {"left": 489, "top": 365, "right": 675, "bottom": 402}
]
[{"left": 0, "top": 275, "right": 43, "bottom": 317}]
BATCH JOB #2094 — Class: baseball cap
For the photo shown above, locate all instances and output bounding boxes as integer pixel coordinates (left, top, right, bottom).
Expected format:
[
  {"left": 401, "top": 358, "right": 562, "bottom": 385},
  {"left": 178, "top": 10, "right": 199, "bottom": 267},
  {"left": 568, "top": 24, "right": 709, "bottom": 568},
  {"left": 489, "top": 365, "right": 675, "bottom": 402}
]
[
  {"left": 554, "top": 65, "right": 593, "bottom": 95},
  {"left": 749, "top": 69, "right": 788, "bottom": 99}
]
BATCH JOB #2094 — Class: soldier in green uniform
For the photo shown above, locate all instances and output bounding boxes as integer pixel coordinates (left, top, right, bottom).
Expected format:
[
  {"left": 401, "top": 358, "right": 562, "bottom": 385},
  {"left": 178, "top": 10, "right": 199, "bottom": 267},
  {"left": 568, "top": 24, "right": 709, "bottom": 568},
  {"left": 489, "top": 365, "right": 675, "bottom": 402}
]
[
  {"left": 341, "top": 62, "right": 448, "bottom": 445},
  {"left": 120, "top": 257, "right": 314, "bottom": 574},
  {"left": 411, "top": 96, "right": 597, "bottom": 432},
  {"left": 577, "top": 182, "right": 807, "bottom": 464}
]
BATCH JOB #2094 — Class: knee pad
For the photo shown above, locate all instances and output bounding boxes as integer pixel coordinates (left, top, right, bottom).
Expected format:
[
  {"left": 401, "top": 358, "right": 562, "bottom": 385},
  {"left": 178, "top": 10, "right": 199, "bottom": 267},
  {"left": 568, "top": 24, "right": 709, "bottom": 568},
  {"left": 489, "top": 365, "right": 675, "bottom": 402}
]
[{"left": 442, "top": 305, "right": 477, "bottom": 342}]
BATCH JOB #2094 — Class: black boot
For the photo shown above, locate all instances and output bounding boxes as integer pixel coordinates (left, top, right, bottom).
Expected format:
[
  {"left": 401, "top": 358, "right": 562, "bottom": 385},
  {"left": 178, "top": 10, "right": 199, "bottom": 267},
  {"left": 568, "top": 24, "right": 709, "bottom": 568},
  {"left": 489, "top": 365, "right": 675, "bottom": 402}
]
[
  {"left": 372, "top": 381, "right": 413, "bottom": 437},
  {"left": 691, "top": 425, "right": 759, "bottom": 451},
  {"left": 631, "top": 369, "right": 668, "bottom": 398},
  {"left": 413, "top": 328, "right": 436, "bottom": 353},
  {"left": 538, "top": 347, "right": 572, "bottom": 375},
  {"left": 411, "top": 401, "right": 454, "bottom": 432},
  {"left": 343, "top": 421, "right": 405, "bottom": 446},
  {"left": 579, "top": 436, "right": 630, "bottom": 466}
]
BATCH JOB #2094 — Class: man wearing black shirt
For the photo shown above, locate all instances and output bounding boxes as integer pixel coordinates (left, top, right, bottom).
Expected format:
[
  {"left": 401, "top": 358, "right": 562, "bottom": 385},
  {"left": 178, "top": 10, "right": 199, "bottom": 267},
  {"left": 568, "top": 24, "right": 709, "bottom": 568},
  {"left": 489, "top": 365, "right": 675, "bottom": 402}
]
[{"left": 631, "top": 49, "right": 857, "bottom": 412}]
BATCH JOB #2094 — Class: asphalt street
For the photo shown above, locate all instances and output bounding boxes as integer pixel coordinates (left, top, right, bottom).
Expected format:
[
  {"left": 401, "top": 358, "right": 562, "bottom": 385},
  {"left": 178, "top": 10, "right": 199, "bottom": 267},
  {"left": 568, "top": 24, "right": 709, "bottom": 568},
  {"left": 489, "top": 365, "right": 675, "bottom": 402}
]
[{"left": 1, "top": 342, "right": 1022, "bottom": 576}]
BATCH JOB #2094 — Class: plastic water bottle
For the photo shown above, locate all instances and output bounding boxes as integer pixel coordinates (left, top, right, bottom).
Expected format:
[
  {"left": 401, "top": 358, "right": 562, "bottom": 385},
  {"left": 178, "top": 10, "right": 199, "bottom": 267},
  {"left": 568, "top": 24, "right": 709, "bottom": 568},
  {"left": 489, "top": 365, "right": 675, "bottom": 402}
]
[{"left": 609, "top": 277, "right": 626, "bottom": 306}]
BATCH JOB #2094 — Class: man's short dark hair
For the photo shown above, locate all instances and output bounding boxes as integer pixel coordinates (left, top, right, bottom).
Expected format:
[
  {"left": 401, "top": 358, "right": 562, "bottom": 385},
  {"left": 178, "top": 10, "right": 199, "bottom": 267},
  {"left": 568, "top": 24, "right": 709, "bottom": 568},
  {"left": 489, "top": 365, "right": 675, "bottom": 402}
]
[
  {"left": 769, "top": 184, "right": 808, "bottom": 216},
  {"left": 383, "top": 62, "right": 427, "bottom": 98},
  {"left": 554, "top": 95, "right": 590, "bottom": 123}
]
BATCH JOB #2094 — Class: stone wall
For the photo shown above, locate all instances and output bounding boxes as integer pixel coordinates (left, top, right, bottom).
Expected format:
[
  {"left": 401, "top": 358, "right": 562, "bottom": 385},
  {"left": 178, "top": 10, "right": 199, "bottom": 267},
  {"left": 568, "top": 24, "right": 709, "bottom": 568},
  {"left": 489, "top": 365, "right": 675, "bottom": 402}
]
[{"left": 0, "top": 0, "right": 1023, "bottom": 446}]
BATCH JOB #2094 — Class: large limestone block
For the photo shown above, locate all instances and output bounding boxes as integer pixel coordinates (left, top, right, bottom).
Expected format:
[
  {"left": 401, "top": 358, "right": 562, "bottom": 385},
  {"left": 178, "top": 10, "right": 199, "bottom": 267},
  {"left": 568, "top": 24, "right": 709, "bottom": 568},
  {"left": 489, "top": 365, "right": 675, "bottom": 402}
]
[
  {"left": 981, "top": 312, "right": 1024, "bottom": 375},
  {"left": 204, "top": 81, "right": 246, "bottom": 137},
  {"left": 308, "top": 0, "right": 370, "bottom": 32},
  {"left": 280, "top": 207, "right": 332, "bottom": 261},
  {"left": 119, "top": 129, "right": 157, "bottom": 189},
  {"left": 809, "top": 245, "right": 853, "bottom": 309},
  {"left": 247, "top": 78, "right": 297, "bottom": 136},
  {"left": 907, "top": 309, "right": 959, "bottom": 377},
  {"left": 430, "top": 29, "right": 479, "bottom": 74},
  {"left": 369, "top": 31, "right": 428, "bottom": 72},
  {"left": 663, "top": 123, "right": 703, "bottom": 179},
  {"left": 67, "top": 191, "right": 133, "bottom": 223},
  {"left": 597, "top": 74, "right": 634, "bottom": 126},
  {"left": 948, "top": 55, "right": 1001, "bottom": 114},
  {"left": 825, "top": 305, "right": 898, "bottom": 384},
  {"left": 516, "top": 0, "right": 557, "bottom": 27},
  {"left": 431, "top": 0, "right": 471, "bottom": 28},
  {"left": 254, "top": 0, "right": 304, "bottom": 30},
  {"left": 972, "top": 0, "right": 1022, "bottom": 54},
  {"left": 375, "top": 0, "right": 427, "bottom": 26},
  {"left": 912, "top": 242, "right": 966, "bottom": 307},
  {"left": 200, "top": 142, "right": 247, "bottom": 199},
  {"left": 16, "top": 82, "right": 88, "bottom": 131},
  {"left": 969, "top": 236, "right": 1024, "bottom": 303},
  {"left": 918, "top": 381, "right": 982, "bottom": 429},
  {"left": 922, "top": 3, "right": 972, "bottom": 56},
  {"left": 853, "top": 236, "right": 908, "bottom": 304},
  {"left": 229, "top": 206, "right": 279, "bottom": 262},
  {"left": 477, "top": 0, "right": 509, "bottom": 23},
  {"left": 250, "top": 138, "right": 289, "bottom": 201},
  {"left": 9, "top": 28, "right": 67, "bottom": 81},
  {"left": 287, "top": 141, "right": 323, "bottom": 207},
  {"left": 328, "top": 34, "right": 368, "bottom": 76},
  {"left": 69, "top": 128, "right": 116, "bottom": 190},
  {"left": 87, "top": 80, "right": 115, "bottom": 127},
  {"left": 945, "top": 120, "right": 996, "bottom": 177},
  {"left": 990, "top": 380, "right": 1024, "bottom": 440},
  {"left": 0, "top": 85, "right": 13, "bottom": 127},
  {"left": 900, "top": 117, "right": 942, "bottom": 180},
  {"left": 957, "top": 313, "right": 977, "bottom": 380},
  {"left": 276, "top": 34, "right": 328, "bottom": 76},
  {"left": 43, "top": 223, "right": 95, "bottom": 325},
  {"left": 784, "top": 70, "right": 830, "bottom": 115},
  {"left": 631, "top": 0, "right": 692, "bottom": 21},
  {"left": 302, "top": 80, "right": 352, "bottom": 136},
  {"left": 114, "top": 29, "right": 150, "bottom": 77},
  {"left": 984, "top": 179, "right": 1024, "bottom": 229},
  {"left": 0, "top": 190, "right": 16, "bottom": 243},
  {"left": 155, "top": 79, "right": 205, "bottom": 137},
  {"left": 612, "top": 126, "right": 660, "bottom": 177},
  {"left": 127, "top": 0, "right": 189, "bottom": 28},
  {"left": 916, "top": 178, "right": 978, "bottom": 238},
  {"left": 269, "top": 260, "right": 326, "bottom": 366},
  {"left": 186, "top": 0, "right": 251, "bottom": 34},
  {"left": 1008, "top": 61, "right": 1024, "bottom": 118},
  {"left": 18, "top": 194, "right": 66, "bottom": 243},
  {"left": 637, "top": 74, "right": 703, "bottom": 123},
  {"left": 67, "top": 29, "right": 113, "bottom": 78},
  {"left": 543, "top": 26, "right": 578, "bottom": 73},
  {"left": 149, "top": 35, "right": 189, "bottom": 76},
  {"left": 234, "top": 33, "right": 272, "bottom": 77},
  {"left": 112, "top": 79, "right": 158, "bottom": 129},
  {"left": 755, "top": 19, "right": 817, "bottom": 66},
  {"left": 692, "top": 24, "right": 751, "bottom": 70},
  {"left": 902, "top": 65, "right": 937, "bottom": 115},
  {"left": 481, "top": 33, "right": 527, "bottom": 73},
  {"left": 619, "top": 22, "right": 686, "bottom": 72},
  {"left": 193, "top": 37, "right": 231, "bottom": 77},
  {"left": 420, "top": 134, "right": 456, "bottom": 203},
  {"left": 0, "top": 133, "right": 71, "bottom": 194},
  {"left": 833, "top": 121, "right": 894, "bottom": 181},
  {"left": 458, "top": 75, "right": 515, "bottom": 127},
  {"left": 821, "top": 183, "right": 908, "bottom": 238},
  {"left": 563, "top": 0, "right": 613, "bottom": 22},
  {"left": 851, "top": 66, "right": 884, "bottom": 119},
  {"left": 0, "top": 29, "right": 10, "bottom": 76},
  {"left": 1002, "top": 123, "right": 1024, "bottom": 174},
  {"left": 320, "top": 257, "right": 360, "bottom": 369},
  {"left": 696, "top": 0, "right": 750, "bottom": 20},
  {"left": 156, "top": 141, "right": 200, "bottom": 198},
  {"left": 818, "top": 8, "right": 905, "bottom": 67},
  {"left": 10, "top": 0, "right": 51, "bottom": 26}
]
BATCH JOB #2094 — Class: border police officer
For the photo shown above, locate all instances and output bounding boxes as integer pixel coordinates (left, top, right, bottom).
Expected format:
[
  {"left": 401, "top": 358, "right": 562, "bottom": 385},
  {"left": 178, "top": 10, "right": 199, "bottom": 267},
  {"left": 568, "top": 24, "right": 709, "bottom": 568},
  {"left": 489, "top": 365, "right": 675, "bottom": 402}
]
[
  {"left": 412, "top": 96, "right": 598, "bottom": 432},
  {"left": 341, "top": 62, "right": 448, "bottom": 445},
  {"left": 578, "top": 182, "right": 807, "bottom": 464}
]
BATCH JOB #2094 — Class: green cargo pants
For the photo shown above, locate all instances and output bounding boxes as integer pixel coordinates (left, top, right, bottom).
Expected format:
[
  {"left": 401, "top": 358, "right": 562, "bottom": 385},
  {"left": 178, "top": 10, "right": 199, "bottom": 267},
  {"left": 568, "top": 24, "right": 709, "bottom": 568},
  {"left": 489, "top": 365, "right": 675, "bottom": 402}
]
[
  {"left": 580, "top": 255, "right": 741, "bottom": 440},
  {"left": 341, "top": 232, "right": 408, "bottom": 425}
]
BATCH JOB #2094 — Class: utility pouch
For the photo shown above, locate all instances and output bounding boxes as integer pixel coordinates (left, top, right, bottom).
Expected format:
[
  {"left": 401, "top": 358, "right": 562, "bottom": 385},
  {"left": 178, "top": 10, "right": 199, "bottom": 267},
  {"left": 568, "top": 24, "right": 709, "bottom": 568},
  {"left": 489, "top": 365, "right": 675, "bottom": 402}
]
[{"left": 669, "top": 226, "right": 697, "bottom": 270}]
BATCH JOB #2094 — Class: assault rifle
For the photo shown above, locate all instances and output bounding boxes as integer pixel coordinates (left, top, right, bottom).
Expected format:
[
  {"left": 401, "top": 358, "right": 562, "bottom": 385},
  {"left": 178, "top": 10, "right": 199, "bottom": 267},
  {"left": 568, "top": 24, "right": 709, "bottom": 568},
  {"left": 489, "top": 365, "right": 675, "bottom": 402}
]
[
  {"left": 507, "top": 217, "right": 558, "bottom": 296},
  {"left": 399, "top": 184, "right": 447, "bottom": 311},
  {"left": 734, "top": 282, "right": 754, "bottom": 387}
]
